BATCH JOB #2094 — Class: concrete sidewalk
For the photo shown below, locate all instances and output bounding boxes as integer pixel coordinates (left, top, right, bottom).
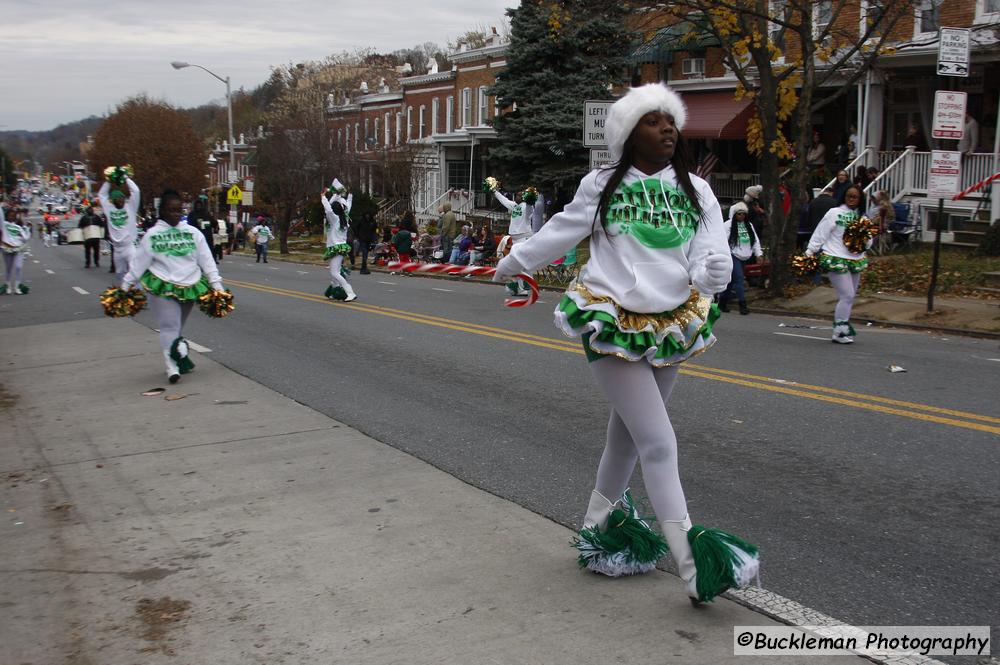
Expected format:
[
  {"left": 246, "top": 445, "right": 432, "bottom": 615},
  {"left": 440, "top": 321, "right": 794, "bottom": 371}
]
[{"left": 2, "top": 318, "right": 859, "bottom": 664}]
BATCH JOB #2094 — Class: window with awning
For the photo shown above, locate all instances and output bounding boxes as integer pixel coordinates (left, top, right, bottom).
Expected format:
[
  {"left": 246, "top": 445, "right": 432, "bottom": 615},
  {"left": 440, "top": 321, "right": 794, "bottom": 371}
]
[{"left": 627, "top": 19, "right": 721, "bottom": 65}]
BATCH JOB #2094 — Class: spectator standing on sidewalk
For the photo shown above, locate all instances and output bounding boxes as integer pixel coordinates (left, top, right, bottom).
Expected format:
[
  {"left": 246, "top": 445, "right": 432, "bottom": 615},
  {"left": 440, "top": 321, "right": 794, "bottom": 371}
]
[
  {"left": 492, "top": 83, "right": 758, "bottom": 604},
  {"left": 438, "top": 203, "right": 458, "bottom": 263},
  {"left": 250, "top": 218, "right": 272, "bottom": 263},
  {"left": 356, "top": 212, "right": 376, "bottom": 274},
  {"left": 719, "top": 202, "right": 762, "bottom": 315},
  {"left": 78, "top": 206, "right": 104, "bottom": 269}
]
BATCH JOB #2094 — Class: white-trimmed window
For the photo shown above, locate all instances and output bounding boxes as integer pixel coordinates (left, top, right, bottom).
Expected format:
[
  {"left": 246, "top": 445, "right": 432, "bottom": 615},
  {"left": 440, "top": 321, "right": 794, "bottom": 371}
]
[
  {"left": 345, "top": 125, "right": 351, "bottom": 152},
  {"left": 914, "top": 0, "right": 940, "bottom": 35},
  {"left": 462, "top": 87, "right": 472, "bottom": 127},
  {"left": 419, "top": 105, "right": 426, "bottom": 138},
  {"left": 364, "top": 118, "right": 370, "bottom": 143},
  {"left": 446, "top": 96, "right": 454, "bottom": 133},
  {"left": 374, "top": 117, "right": 380, "bottom": 147},
  {"left": 395, "top": 112, "right": 402, "bottom": 145},
  {"left": 384, "top": 112, "right": 391, "bottom": 145},
  {"left": 354, "top": 123, "right": 360, "bottom": 152},
  {"left": 431, "top": 98, "right": 440, "bottom": 134},
  {"left": 977, "top": 0, "right": 1000, "bottom": 22},
  {"left": 337, "top": 129, "right": 343, "bottom": 149},
  {"left": 478, "top": 86, "right": 488, "bottom": 125},
  {"left": 813, "top": 0, "right": 832, "bottom": 37},
  {"left": 406, "top": 106, "right": 413, "bottom": 141}
]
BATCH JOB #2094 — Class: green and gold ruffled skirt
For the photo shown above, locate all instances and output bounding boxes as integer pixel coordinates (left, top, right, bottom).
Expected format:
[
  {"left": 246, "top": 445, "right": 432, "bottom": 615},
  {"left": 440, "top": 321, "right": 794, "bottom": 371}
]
[
  {"left": 140, "top": 271, "right": 211, "bottom": 302},
  {"left": 819, "top": 253, "right": 867, "bottom": 274},
  {"left": 324, "top": 243, "right": 352, "bottom": 260},
  {"left": 555, "top": 280, "right": 719, "bottom": 366}
]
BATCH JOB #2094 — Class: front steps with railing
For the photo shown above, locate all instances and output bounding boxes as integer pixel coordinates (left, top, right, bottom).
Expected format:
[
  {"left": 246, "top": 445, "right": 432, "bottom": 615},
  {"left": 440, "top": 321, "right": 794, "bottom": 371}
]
[{"left": 952, "top": 208, "right": 994, "bottom": 248}]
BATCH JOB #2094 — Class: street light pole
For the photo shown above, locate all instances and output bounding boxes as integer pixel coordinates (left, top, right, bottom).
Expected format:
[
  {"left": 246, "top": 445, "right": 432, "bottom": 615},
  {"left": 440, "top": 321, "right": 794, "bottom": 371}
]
[{"left": 171, "top": 61, "right": 236, "bottom": 185}]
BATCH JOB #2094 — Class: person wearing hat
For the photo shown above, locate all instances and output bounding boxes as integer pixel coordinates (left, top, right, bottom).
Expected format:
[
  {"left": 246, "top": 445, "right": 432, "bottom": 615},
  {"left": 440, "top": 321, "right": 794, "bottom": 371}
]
[
  {"left": 720, "top": 202, "right": 763, "bottom": 315},
  {"left": 320, "top": 188, "right": 357, "bottom": 302},
  {"left": 97, "top": 175, "right": 140, "bottom": 280},
  {"left": 743, "top": 184, "right": 767, "bottom": 237},
  {"left": 492, "top": 83, "right": 758, "bottom": 604}
]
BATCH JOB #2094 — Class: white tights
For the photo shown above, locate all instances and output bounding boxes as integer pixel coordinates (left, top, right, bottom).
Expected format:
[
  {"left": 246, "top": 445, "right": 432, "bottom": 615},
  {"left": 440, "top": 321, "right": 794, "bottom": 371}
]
[
  {"left": 828, "top": 271, "right": 860, "bottom": 322},
  {"left": 147, "top": 295, "right": 194, "bottom": 353},
  {"left": 328, "top": 255, "right": 355, "bottom": 298},
  {"left": 588, "top": 359, "right": 688, "bottom": 522},
  {"left": 3, "top": 252, "right": 24, "bottom": 285}
]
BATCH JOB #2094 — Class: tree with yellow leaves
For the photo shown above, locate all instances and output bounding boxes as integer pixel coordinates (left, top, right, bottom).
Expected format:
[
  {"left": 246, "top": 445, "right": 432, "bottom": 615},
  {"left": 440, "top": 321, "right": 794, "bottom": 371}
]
[{"left": 648, "top": 0, "right": 915, "bottom": 294}]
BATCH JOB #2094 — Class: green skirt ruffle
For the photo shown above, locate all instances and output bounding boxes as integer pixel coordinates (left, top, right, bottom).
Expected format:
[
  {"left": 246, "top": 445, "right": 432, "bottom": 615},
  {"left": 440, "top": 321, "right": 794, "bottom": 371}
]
[
  {"left": 819, "top": 253, "right": 867, "bottom": 274},
  {"left": 324, "top": 243, "right": 351, "bottom": 260},
  {"left": 555, "top": 282, "right": 719, "bottom": 367},
  {"left": 140, "top": 271, "right": 211, "bottom": 302}
]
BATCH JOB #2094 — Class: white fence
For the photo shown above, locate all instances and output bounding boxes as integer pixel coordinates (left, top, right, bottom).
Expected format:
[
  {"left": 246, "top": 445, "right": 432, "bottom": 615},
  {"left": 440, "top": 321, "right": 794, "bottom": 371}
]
[{"left": 709, "top": 173, "right": 761, "bottom": 201}]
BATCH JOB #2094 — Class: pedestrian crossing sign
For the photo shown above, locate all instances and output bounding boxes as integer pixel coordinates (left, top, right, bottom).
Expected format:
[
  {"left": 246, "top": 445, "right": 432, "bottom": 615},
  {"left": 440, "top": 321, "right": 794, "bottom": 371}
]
[{"left": 227, "top": 185, "right": 243, "bottom": 204}]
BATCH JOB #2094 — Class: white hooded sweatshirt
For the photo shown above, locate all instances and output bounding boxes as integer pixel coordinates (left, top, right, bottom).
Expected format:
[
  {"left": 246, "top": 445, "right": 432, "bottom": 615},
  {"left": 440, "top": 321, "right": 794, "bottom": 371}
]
[
  {"left": 508, "top": 165, "right": 730, "bottom": 313},
  {"left": 321, "top": 195, "right": 349, "bottom": 246},
  {"left": 1, "top": 210, "right": 30, "bottom": 252},
  {"left": 806, "top": 204, "right": 869, "bottom": 260},
  {"left": 97, "top": 178, "right": 140, "bottom": 247},
  {"left": 123, "top": 220, "right": 222, "bottom": 290}
]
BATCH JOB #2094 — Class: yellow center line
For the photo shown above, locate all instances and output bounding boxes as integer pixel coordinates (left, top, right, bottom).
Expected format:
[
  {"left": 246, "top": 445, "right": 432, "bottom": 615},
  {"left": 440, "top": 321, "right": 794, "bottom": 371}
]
[{"left": 226, "top": 278, "right": 999, "bottom": 435}]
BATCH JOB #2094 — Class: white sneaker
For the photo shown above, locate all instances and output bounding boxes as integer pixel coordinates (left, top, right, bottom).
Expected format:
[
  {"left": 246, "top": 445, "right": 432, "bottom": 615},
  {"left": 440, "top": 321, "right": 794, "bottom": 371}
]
[
  {"left": 344, "top": 294, "right": 358, "bottom": 302},
  {"left": 832, "top": 334, "right": 854, "bottom": 344}
]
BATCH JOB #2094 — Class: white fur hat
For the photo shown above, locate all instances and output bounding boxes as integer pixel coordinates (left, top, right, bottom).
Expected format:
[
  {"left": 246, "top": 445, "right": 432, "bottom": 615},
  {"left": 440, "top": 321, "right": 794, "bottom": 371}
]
[
  {"left": 729, "top": 201, "right": 749, "bottom": 216},
  {"left": 604, "top": 83, "right": 688, "bottom": 162}
]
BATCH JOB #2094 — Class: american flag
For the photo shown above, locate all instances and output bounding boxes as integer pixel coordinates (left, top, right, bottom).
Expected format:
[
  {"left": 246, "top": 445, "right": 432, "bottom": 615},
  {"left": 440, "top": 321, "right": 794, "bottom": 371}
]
[{"left": 695, "top": 150, "right": 720, "bottom": 179}]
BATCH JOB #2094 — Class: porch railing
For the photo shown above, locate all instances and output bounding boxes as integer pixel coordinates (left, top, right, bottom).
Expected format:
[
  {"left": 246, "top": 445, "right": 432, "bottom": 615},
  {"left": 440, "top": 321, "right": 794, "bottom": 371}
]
[
  {"left": 708, "top": 172, "right": 761, "bottom": 201},
  {"left": 822, "top": 145, "right": 876, "bottom": 192}
]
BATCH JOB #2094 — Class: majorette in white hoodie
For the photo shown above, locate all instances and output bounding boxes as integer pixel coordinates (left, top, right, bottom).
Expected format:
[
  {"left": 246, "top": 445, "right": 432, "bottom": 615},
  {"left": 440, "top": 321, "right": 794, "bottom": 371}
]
[
  {"left": 122, "top": 220, "right": 222, "bottom": 290},
  {"left": 807, "top": 204, "right": 869, "bottom": 260},
  {"left": 1, "top": 208, "right": 30, "bottom": 252},
  {"left": 508, "top": 165, "right": 730, "bottom": 314},
  {"left": 321, "top": 194, "right": 349, "bottom": 246},
  {"left": 97, "top": 178, "right": 140, "bottom": 246}
]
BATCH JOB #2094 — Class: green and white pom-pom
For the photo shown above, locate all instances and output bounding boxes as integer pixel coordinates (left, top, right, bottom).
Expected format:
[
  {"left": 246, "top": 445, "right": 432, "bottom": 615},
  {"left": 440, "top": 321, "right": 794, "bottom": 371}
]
[
  {"left": 688, "top": 525, "right": 760, "bottom": 602},
  {"left": 573, "top": 491, "right": 668, "bottom": 577},
  {"left": 169, "top": 337, "right": 195, "bottom": 374},
  {"left": 340, "top": 265, "right": 351, "bottom": 278},
  {"left": 324, "top": 284, "right": 348, "bottom": 301}
]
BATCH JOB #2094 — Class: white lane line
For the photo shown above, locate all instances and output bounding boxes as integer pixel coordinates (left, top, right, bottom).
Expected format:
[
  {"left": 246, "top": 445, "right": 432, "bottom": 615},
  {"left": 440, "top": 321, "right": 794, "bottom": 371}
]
[
  {"left": 72, "top": 286, "right": 89, "bottom": 295},
  {"left": 378, "top": 281, "right": 397, "bottom": 285},
  {"left": 432, "top": 288, "right": 453, "bottom": 292},
  {"left": 296, "top": 271, "right": 309, "bottom": 275},
  {"left": 187, "top": 341, "right": 212, "bottom": 353},
  {"left": 32, "top": 260, "right": 40, "bottom": 264},
  {"left": 773, "top": 332, "right": 828, "bottom": 341},
  {"left": 45, "top": 269, "right": 55, "bottom": 274}
]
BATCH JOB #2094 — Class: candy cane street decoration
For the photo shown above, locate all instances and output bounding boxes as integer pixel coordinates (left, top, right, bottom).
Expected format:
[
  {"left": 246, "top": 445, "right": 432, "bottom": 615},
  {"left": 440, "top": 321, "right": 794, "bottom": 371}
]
[{"left": 387, "top": 262, "right": 539, "bottom": 308}]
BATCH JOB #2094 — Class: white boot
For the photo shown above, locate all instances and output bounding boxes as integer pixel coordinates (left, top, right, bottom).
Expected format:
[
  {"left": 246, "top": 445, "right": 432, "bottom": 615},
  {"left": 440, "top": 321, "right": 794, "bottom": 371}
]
[
  {"left": 582, "top": 490, "right": 615, "bottom": 530},
  {"left": 163, "top": 350, "right": 180, "bottom": 384},
  {"left": 344, "top": 283, "right": 358, "bottom": 302},
  {"left": 661, "top": 515, "right": 700, "bottom": 604},
  {"left": 832, "top": 321, "right": 854, "bottom": 344},
  {"left": 6, "top": 282, "right": 14, "bottom": 295}
]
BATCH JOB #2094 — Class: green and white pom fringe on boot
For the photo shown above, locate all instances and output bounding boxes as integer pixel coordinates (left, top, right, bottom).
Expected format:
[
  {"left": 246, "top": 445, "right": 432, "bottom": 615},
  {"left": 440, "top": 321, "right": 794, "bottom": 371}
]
[
  {"left": 832, "top": 320, "right": 856, "bottom": 344},
  {"left": 661, "top": 516, "right": 760, "bottom": 606},
  {"left": 573, "top": 490, "right": 668, "bottom": 577},
  {"left": 1, "top": 282, "right": 28, "bottom": 295},
  {"left": 169, "top": 337, "right": 195, "bottom": 375}
]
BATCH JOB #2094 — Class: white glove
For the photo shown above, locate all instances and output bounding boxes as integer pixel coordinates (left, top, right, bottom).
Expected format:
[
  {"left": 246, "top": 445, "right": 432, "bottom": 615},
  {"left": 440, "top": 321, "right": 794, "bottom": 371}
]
[
  {"left": 691, "top": 252, "right": 732, "bottom": 294},
  {"left": 492, "top": 254, "right": 524, "bottom": 283}
]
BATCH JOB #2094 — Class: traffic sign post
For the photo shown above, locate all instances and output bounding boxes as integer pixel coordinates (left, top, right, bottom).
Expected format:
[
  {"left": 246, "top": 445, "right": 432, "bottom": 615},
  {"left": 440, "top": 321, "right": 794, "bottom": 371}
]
[
  {"left": 589, "top": 148, "right": 613, "bottom": 170},
  {"left": 583, "top": 100, "right": 612, "bottom": 148},
  {"left": 931, "top": 91, "right": 967, "bottom": 140},
  {"left": 937, "top": 27, "right": 970, "bottom": 77},
  {"left": 226, "top": 184, "right": 242, "bottom": 205},
  {"left": 926, "top": 150, "right": 962, "bottom": 312}
]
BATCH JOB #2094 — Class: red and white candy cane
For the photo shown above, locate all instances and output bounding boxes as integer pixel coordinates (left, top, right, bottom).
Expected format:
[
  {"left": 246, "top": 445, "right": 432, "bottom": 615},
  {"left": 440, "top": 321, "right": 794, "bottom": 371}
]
[{"left": 387, "top": 262, "right": 539, "bottom": 308}]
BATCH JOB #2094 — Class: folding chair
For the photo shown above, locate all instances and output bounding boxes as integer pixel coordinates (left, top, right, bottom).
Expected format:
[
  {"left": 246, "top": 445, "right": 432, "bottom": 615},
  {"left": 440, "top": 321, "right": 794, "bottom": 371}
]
[{"left": 887, "top": 202, "right": 918, "bottom": 252}]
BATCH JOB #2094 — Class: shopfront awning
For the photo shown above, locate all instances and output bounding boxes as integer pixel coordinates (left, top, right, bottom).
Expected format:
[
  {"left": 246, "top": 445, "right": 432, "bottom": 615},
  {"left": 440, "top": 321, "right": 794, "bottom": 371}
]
[{"left": 680, "top": 92, "right": 755, "bottom": 140}]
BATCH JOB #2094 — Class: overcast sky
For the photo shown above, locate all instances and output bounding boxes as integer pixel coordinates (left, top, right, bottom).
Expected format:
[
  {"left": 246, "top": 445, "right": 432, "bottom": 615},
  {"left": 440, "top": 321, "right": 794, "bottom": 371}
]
[{"left": 2, "top": 0, "right": 512, "bottom": 132}]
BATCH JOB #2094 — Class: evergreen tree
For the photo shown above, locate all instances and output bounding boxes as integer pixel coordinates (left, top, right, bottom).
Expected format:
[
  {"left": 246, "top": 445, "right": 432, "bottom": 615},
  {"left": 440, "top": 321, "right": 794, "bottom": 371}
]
[{"left": 489, "top": 1, "right": 631, "bottom": 199}]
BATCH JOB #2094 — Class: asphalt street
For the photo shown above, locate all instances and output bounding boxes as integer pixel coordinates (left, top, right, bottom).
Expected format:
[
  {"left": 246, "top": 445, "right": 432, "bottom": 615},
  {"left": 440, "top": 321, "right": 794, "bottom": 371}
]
[{"left": 4, "top": 225, "right": 999, "bottom": 645}]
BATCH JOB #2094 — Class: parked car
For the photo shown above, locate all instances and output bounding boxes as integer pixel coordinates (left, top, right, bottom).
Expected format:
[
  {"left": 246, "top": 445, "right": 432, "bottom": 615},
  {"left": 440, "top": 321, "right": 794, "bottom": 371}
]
[{"left": 57, "top": 219, "right": 78, "bottom": 245}]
